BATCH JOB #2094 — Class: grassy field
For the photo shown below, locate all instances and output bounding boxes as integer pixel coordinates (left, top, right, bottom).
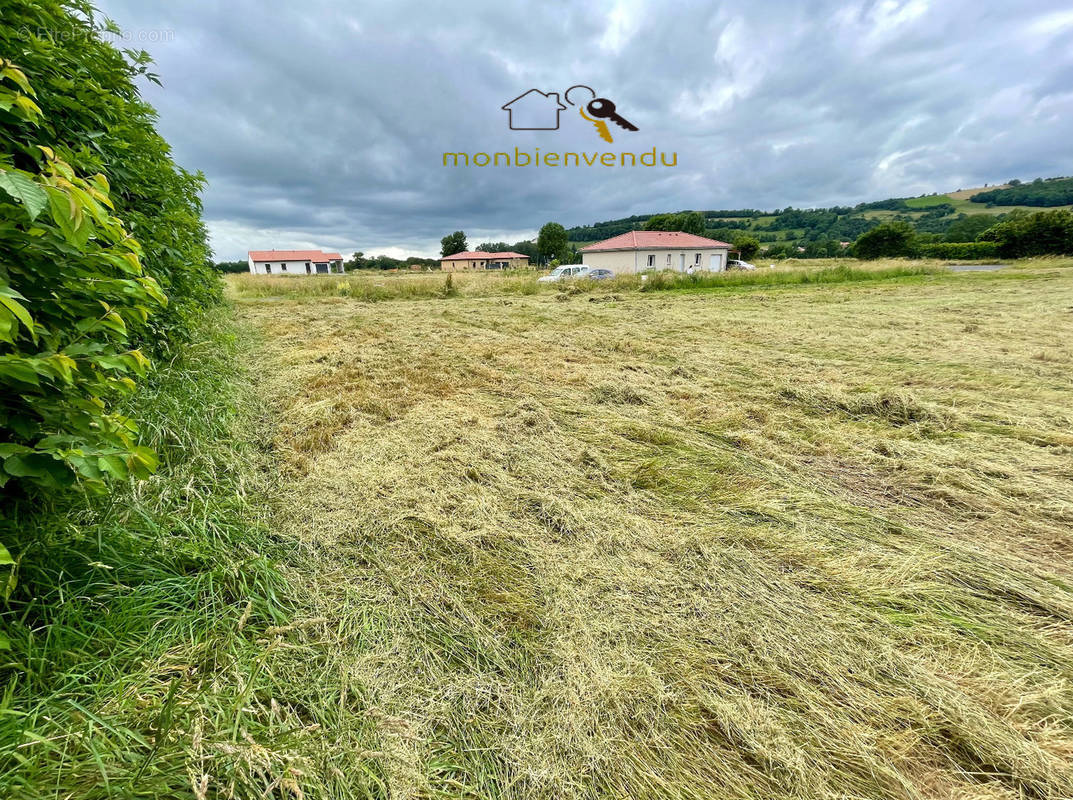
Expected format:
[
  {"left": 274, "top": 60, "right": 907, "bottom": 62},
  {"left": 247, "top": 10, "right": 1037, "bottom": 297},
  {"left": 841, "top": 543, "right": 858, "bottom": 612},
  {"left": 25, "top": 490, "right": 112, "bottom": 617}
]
[
  {"left": 224, "top": 258, "right": 1073, "bottom": 798},
  {"left": 6, "top": 260, "right": 1073, "bottom": 798},
  {"left": 226, "top": 261, "right": 953, "bottom": 303},
  {"left": 904, "top": 194, "right": 953, "bottom": 208}
]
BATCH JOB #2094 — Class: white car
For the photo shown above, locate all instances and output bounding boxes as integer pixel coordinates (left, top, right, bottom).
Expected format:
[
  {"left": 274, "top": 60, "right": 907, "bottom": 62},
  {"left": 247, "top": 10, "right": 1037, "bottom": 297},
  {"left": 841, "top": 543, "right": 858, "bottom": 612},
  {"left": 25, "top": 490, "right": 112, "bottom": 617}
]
[
  {"left": 537, "top": 265, "right": 590, "bottom": 283},
  {"left": 727, "top": 259, "right": 756, "bottom": 271}
]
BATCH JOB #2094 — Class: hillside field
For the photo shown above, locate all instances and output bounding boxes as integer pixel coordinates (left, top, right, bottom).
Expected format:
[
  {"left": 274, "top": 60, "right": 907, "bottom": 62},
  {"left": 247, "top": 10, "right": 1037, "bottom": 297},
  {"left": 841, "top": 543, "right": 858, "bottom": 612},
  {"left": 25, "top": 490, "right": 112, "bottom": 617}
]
[{"left": 223, "top": 259, "right": 1073, "bottom": 798}]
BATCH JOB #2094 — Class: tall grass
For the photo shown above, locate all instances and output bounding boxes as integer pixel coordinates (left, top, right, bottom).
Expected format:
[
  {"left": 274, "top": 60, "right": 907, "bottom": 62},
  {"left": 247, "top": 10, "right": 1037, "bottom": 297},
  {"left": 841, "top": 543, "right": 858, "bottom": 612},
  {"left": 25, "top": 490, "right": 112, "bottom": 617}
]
[
  {"left": 226, "top": 261, "right": 947, "bottom": 303},
  {"left": 0, "top": 315, "right": 378, "bottom": 798}
]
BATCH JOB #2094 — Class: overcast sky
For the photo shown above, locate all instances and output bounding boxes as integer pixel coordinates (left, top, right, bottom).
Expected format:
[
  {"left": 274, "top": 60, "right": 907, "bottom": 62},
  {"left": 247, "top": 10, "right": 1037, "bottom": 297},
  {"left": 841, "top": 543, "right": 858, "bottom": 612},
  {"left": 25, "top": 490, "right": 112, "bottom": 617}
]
[{"left": 93, "top": 0, "right": 1073, "bottom": 261}]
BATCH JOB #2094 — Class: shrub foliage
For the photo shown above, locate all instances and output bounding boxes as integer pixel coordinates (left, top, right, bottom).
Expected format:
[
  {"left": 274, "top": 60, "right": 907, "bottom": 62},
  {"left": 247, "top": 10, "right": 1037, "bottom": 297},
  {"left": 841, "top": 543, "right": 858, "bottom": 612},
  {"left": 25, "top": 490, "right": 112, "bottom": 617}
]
[
  {"left": 1, "top": 3, "right": 216, "bottom": 501},
  {"left": 979, "top": 209, "right": 1073, "bottom": 258},
  {"left": 916, "top": 241, "right": 999, "bottom": 260}
]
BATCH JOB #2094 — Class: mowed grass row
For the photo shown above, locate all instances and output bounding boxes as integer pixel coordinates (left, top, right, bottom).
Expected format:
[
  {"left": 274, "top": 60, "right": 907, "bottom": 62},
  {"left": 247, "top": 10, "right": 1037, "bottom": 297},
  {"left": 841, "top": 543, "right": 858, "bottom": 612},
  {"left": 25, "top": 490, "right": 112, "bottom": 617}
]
[
  {"left": 233, "top": 262, "right": 1073, "bottom": 798},
  {"left": 225, "top": 259, "right": 967, "bottom": 302}
]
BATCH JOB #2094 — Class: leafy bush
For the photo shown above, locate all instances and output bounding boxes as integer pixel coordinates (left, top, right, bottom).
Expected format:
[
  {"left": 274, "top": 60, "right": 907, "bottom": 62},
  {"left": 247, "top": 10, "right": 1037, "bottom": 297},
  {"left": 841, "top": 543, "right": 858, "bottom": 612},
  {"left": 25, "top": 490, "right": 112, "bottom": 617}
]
[
  {"left": 732, "top": 235, "right": 760, "bottom": 260},
  {"left": 852, "top": 221, "right": 916, "bottom": 259},
  {"left": 978, "top": 209, "right": 1073, "bottom": 258},
  {"left": 1, "top": 61, "right": 163, "bottom": 493},
  {"left": 944, "top": 214, "right": 999, "bottom": 242},
  {"left": 916, "top": 241, "right": 999, "bottom": 260},
  {"left": 1, "top": 4, "right": 215, "bottom": 499}
]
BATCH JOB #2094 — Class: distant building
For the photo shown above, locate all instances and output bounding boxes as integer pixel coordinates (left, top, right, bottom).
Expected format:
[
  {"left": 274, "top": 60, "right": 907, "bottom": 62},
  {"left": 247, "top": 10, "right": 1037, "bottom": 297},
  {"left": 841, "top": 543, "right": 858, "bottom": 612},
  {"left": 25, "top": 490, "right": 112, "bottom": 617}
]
[
  {"left": 580, "top": 231, "right": 731, "bottom": 274},
  {"left": 440, "top": 251, "right": 530, "bottom": 272},
  {"left": 248, "top": 249, "right": 344, "bottom": 275}
]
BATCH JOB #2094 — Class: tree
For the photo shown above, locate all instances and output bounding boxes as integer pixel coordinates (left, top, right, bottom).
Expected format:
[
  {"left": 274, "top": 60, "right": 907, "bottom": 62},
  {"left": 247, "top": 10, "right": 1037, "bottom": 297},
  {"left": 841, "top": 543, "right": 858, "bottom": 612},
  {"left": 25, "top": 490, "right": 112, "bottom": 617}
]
[
  {"left": 440, "top": 231, "right": 467, "bottom": 257},
  {"left": 537, "top": 222, "right": 569, "bottom": 263},
  {"left": 476, "top": 241, "right": 511, "bottom": 252},
  {"left": 643, "top": 211, "right": 705, "bottom": 235},
  {"left": 978, "top": 209, "right": 1073, "bottom": 257},
  {"left": 510, "top": 240, "right": 539, "bottom": 260},
  {"left": 213, "top": 260, "right": 249, "bottom": 273},
  {"left": 853, "top": 221, "right": 916, "bottom": 259},
  {"left": 677, "top": 211, "right": 706, "bottom": 235},
  {"left": 944, "top": 215, "right": 997, "bottom": 243},
  {"left": 733, "top": 236, "right": 760, "bottom": 261},
  {"left": 344, "top": 251, "right": 368, "bottom": 270}
]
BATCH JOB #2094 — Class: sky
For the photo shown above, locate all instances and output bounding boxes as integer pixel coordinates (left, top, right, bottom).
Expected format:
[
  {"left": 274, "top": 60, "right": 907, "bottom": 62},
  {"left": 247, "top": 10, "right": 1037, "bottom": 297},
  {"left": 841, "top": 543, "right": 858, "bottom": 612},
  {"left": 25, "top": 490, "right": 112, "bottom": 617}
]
[{"left": 92, "top": 0, "right": 1073, "bottom": 261}]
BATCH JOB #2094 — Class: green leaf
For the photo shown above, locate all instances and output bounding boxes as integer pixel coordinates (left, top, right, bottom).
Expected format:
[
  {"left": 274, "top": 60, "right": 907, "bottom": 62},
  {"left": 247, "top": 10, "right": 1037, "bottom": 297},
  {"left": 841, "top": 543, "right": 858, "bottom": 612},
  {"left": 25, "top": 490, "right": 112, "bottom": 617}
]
[
  {"left": 0, "top": 542, "right": 13, "bottom": 566},
  {"left": 0, "top": 307, "right": 14, "bottom": 344},
  {"left": 3, "top": 453, "right": 48, "bottom": 478},
  {"left": 0, "top": 296, "right": 33, "bottom": 334},
  {"left": 0, "top": 169, "right": 48, "bottom": 221},
  {"left": 97, "top": 454, "right": 128, "bottom": 480},
  {"left": 1, "top": 64, "right": 34, "bottom": 94},
  {"left": 12, "top": 93, "right": 42, "bottom": 121},
  {"left": 0, "top": 358, "right": 40, "bottom": 386},
  {"left": 127, "top": 446, "right": 158, "bottom": 479}
]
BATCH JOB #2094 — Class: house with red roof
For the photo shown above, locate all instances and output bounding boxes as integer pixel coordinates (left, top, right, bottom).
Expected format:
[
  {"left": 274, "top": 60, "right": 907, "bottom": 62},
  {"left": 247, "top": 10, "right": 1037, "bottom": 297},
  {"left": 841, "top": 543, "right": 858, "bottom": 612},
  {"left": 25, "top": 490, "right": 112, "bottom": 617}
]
[
  {"left": 247, "top": 249, "right": 344, "bottom": 275},
  {"left": 440, "top": 251, "right": 530, "bottom": 272},
  {"left": 580, "top": 231, "right": 732, "bottom": 274}
]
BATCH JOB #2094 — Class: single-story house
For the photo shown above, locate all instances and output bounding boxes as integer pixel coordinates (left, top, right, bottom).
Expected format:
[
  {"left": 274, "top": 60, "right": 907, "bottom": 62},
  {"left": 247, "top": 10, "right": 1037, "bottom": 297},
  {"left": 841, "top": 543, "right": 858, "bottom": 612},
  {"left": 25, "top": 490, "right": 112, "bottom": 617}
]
[
  {"left": 580, "top": 231, "right": 732, "bottom": 274},
  {"left": 440, "top": 251, "right": 530, "bottom": 272},
  {"left": 248, "top": 249, "right": 344, "bottom": 275}
]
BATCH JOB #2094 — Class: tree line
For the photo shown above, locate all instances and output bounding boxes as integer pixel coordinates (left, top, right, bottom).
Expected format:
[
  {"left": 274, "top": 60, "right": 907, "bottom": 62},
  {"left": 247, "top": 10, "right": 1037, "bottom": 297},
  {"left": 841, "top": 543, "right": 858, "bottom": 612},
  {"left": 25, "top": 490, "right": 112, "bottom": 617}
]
[{"left": 853, "top": 209, "right": 1073, "bottom": 259}]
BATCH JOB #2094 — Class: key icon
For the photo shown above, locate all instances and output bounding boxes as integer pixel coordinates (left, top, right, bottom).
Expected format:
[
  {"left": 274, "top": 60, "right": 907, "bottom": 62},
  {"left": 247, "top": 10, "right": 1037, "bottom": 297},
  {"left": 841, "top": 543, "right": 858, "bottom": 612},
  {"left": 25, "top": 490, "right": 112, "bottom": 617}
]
[
  {"left": 581, "top": 109, "right": 613, "bottom": 143},
  {"left": 586, "top": 98, "right": 638, "bottom": 131}
]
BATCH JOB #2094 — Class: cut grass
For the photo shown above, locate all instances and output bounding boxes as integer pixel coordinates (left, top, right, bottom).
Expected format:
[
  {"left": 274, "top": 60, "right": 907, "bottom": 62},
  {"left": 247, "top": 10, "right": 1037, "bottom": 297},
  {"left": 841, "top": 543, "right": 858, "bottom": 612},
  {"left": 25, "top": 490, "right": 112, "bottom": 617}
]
[{"left": 233, "top": 258, "right": 1073, "bottom": 798}]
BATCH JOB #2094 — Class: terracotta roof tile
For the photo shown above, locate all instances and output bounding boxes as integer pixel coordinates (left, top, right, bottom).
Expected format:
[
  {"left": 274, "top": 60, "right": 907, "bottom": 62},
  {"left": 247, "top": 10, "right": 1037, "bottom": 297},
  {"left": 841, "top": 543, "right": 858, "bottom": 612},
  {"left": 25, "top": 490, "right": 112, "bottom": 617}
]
[
  {"left": 441, "top": 251, "right": 530, "bottom": 260},
  {"left": 248, "top": 249, "right": 342, "bottom": 261},
  {"left": 579, "top": 231, "right": 731, "bottom": 252}
]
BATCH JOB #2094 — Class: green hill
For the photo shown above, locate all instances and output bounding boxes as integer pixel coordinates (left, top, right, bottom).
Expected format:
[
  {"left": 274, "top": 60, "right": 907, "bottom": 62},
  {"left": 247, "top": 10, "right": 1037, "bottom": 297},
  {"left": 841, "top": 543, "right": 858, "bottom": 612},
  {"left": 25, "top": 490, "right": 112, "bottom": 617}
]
[{"left": 565, "top": 177, "right": 1073, "bottom": 256}]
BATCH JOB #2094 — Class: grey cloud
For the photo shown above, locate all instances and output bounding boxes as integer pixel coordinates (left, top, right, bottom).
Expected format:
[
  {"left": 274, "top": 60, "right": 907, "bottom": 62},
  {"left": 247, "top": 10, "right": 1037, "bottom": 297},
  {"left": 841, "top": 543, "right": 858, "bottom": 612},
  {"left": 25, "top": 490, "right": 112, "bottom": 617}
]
[{"left": 93, "top": 0, "right": 1073, "bottom": 259}]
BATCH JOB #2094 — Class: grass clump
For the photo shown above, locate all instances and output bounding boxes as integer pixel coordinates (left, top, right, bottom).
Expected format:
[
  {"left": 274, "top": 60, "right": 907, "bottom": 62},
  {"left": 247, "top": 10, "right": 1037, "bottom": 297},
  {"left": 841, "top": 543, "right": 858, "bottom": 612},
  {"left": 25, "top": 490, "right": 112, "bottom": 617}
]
[{"left": 780, "top": 385, "right": 957, "bottom": 427}]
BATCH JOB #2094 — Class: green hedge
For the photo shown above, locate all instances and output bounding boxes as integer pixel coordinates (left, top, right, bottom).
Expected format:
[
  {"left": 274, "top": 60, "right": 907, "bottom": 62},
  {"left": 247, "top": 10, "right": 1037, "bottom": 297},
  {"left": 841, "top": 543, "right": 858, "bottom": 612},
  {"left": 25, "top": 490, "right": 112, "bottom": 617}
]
[
  {"left": 1, "top": 2, "right": 217, "bottom": 504},
  {"left": 916, "top": 241, "right": 999, "bottom": 260}
]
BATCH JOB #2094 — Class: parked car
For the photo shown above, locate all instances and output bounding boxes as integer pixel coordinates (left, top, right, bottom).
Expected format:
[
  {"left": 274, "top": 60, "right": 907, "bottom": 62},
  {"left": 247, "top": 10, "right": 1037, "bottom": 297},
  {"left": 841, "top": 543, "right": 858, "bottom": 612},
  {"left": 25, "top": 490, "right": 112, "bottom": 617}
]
[
  {"left": 727, "top": 259, "right": 756, "bottom": 271},
  {"left": 587, "top": 268, "right": 614, "bottom": 280},
  {"left": 537, "top": 265, "right": 590, "bottom": 283}
]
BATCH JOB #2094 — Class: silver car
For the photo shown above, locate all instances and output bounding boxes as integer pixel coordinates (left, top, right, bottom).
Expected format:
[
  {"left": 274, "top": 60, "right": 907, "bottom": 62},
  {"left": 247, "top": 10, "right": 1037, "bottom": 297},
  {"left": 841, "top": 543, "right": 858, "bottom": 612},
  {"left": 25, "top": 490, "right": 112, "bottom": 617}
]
[
  {"left": 537, "top": 265, "right": 590, "bottom": 283},
  {"left": 586, "top": 268, "right": 614, "bottom": 280}
]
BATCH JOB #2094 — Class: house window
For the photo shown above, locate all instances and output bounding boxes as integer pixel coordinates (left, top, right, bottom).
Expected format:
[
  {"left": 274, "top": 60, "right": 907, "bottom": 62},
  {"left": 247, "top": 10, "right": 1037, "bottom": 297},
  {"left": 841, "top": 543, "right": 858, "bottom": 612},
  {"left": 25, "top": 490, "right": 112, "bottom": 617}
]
[
  {"left": 265, "top": 264, "right": 271, "bottom": 273},
  {"left": 666, "top": 254, "right": 672, "bottom": 266},
  {"left": 694, "top": 253, "right": 701, "bottom": 264},
  {"left": 281, "top": 264, "right": 287, "bottom": 271},
  {"left": 305, "top": 262, "right": 311, "bottom": 274},
  {"left": 647, "top": 254, "right": 655, "bottom": 267}
]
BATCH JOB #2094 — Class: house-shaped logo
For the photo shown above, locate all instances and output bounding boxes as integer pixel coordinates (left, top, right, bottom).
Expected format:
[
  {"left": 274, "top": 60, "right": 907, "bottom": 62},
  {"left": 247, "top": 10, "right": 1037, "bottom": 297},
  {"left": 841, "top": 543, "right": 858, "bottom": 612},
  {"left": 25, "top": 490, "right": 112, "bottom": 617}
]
[{"left": 501, "top": 89, "right": 568, "bottom": 130}]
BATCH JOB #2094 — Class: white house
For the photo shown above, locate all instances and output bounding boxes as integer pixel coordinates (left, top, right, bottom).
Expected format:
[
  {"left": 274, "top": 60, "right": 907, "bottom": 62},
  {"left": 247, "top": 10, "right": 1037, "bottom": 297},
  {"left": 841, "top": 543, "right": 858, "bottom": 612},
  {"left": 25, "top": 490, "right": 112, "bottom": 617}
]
[
  {"left": 248, "top": 249, "right": 344, "bottom": 275},
  {"left": 580, "top": 231, "right": 732, "bottom": 274}
]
